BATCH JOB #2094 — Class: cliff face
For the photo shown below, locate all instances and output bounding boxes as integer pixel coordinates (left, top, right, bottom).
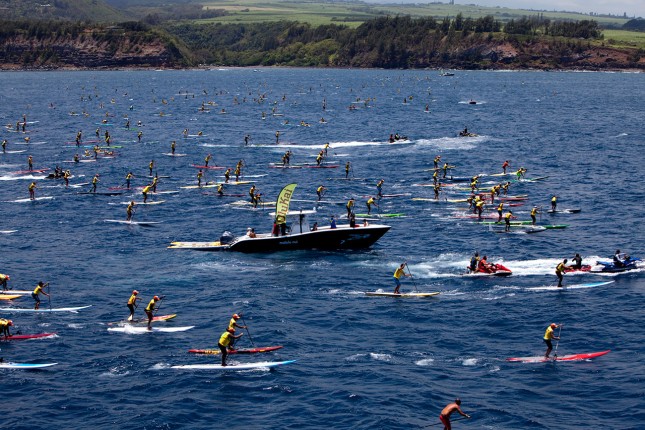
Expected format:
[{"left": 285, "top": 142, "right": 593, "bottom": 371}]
[{"left": 0, "top": 30, "right": 188, "bottom": 69}]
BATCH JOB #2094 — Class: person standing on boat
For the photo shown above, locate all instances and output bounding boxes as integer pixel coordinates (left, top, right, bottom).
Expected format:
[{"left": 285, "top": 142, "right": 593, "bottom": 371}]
[
  {"left": 530, "top": 206, "right": 539, "bottom": 225},
  {"left": 346, "top": 198, "right": 355, "bottom": 218},
  {"left": 0, "top": 274, "right": 10, "bottom": 291},
  {"left": 376, "top": 179, "right": 384, "bottom": 198},
  {"left": 366, "top": 196, "right": 378, "bottom": 215},
  {"left": 218, "top": 327, "right": 243, "bottom": 366},
  {"left": 28, "top": 181, "right": 37, "bottom": 200},
  {"left": 497, "top": 202, "right": 504, "bottom": 222},
  {"left": 555, "top": 259, "right": 568, "bottom": 288},
  {"left": 142, "top": 184, "right": 151, "bottom": 203},
  {"left": 145, "top": 296, "right": 160, "bottom": 330},
  {"left": 196, "top": 170, "right": 203, "bottom": 187},
  {"left": 544, "top": 323, "right": 560, "bottom": 359},
  {"left": 439, "top": 398, "right": 471, "bottom": 430},
  {"left": 393, "top": 263, "right": 411, "bottom": 294},
  {"left": 316, "top": 185, "right": 326, "bottom": 201},
  {"left": 0, "top": 319, "right": 13, "bottom": 338},
  {"left": 31, "top": 281, "right": 49, "bottom": 310},
  {"left": 127, "top": 290, "right": 140, "bottom": 321},
  {"left": 502, "top": 160, "right": 510, "bottom": 174},
  {"left": 126, "top": 201, "right": 136, "bottom": 221},
  {"left": 504, "top": 210, "right": 513, "bottom": 232},
  {"left": 551, "top": 195, "right": 557, "bottom": 211}
]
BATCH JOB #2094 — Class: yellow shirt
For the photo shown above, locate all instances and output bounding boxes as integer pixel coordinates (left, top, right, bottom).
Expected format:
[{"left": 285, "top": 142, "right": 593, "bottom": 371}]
[
  {"left": 556, "top": 262, "right": 566, "bottom": 274},
  {"left": 142, "top": 186, "right": 151, "bottom": 194},
  {"left": 544, "top": 326, "right": 555, "bottom": 340},
  {"left": 33, "top": 285, "right": 43, "bottom": 295},
  {"left": 145, "top": 299, "right": 156, "bottom": 312},
  {"left": 228, "top": 318, "right": 237, "bottom": 330},
  {"left": 219, "top": 331, "right": 233, "bottom": 346},
  {"left": 393, "top": 267, "right": 405, "bottom": 279},
  {"left": 128, "top": 294, "right": 138, "bottom": 305}
]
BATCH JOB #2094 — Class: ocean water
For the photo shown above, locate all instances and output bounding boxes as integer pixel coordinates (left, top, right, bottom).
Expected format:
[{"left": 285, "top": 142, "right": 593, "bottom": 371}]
[{"left": 0, "top": 68, "right": 643, "bottom": 429}]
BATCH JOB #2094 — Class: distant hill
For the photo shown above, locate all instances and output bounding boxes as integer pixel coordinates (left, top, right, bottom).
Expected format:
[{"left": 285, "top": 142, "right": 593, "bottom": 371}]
[{"left": 0, "top": 0, "right": 127, "bottom": 22}]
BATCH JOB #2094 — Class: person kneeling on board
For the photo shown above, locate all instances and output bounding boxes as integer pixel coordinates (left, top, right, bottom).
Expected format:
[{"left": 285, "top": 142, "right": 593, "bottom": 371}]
[{"left": 218, "top": 327, "right": 243, "bottom": 366}]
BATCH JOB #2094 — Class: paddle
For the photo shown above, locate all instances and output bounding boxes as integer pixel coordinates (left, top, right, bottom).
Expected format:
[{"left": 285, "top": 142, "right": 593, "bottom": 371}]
[
  {"left": 153, "top": 295, "right": 166, "bottom": 316},
  {"left": 553, "top": 323, "right": 563, "bottom": 360},
  {"left": 46, "top": 282, "right": 52, "bottom": 310},
  {"left": 239, "top": 314, "right": 255, "bottom": 347},
  {"left": 424, "top": 415, "right": 471, "bottom": 427},
  {"left": 405, "top": 263, "right": 419, "bottom": 293}
]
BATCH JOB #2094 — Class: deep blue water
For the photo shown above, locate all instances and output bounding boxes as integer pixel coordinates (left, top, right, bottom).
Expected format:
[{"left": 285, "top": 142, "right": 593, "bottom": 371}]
[{"left": 0, "top": 68, "right": 643, "bottom": 429}]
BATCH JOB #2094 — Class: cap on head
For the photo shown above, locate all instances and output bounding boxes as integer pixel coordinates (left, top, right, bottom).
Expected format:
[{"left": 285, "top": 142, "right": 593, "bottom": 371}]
[
  {"left": 132, "top": 290, "right": 138, "bottom": 295},
  {"left": 233, "top": 314, "right": 240, "bottom": 320},
  {"left": 8, "top": 320, "right": 13, "bottom": 326},
  {"left": 551, "top": 323, "right": 557, "bottom": 328},
  {"left": 153, "top": 295, "right": 160, "bottom": 301},
  {"left": 227, "top": 327, "right": 235, "bottom": 333}
]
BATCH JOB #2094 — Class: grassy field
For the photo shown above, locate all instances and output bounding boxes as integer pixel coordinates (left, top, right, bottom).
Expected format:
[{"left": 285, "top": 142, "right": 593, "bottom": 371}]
[
  {"left": 198, "top": 0, "right": 632, "bottom": 27},
  {"left": 602, "top": 29, "right": 645, "bottom": 49}
]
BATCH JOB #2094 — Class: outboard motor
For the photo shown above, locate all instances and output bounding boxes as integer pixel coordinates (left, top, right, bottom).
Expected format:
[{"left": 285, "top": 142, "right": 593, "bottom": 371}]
[{"left": 219, "top": 231, "right": 235, "bottom": 244}]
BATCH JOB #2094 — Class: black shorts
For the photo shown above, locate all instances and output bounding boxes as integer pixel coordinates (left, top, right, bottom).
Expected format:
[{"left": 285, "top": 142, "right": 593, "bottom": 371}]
[{"left": 544, "top": 339, "right": 553, "bottom": 348}]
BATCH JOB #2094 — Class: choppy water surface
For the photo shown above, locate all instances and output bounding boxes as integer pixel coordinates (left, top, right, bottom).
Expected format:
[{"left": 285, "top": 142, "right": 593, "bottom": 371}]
[{"left": 0, "top": 69, "right": 643, "bottom": 429}]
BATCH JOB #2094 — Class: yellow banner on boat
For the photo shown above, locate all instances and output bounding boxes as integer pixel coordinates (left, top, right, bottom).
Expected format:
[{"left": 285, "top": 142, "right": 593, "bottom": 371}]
[{"left": 275, "top": 183, "right": 297, "bottom": 223}]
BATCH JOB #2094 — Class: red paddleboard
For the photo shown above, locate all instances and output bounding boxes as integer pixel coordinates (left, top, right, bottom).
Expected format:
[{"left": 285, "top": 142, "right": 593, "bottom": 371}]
[
  {"left": 506, "top": 350, "right": 610, "bottom": 363},
  {"left": 188, "top": 345, "right": 283, "bottom": 355},
  {"left": 0, "top": 333, "right": 56, "bottom": 341}
]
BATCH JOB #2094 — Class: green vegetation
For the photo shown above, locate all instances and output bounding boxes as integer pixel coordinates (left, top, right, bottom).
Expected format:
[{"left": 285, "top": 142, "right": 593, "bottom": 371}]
[
  {"left": 1, "top": 0, "right": 127, "bottom": 22},
  {"left": 603, "top": 29, "right": 645, "bottom": 49}
]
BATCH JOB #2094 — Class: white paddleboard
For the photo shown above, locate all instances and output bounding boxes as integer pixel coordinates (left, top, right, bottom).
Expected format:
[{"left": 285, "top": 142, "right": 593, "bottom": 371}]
[
  {"left": 1, "top": 305, "right": 92, "bottom": 313},
  {"left": 0, "top": 230, "right": 17, "bottom": 234},
  {"left": 9, "top": 196, "right": 54, "bottom": 203},
  {"left": 527, "top": 281, "right": 614, "bottom": 291},
  {"left": 104, "top": 219, "right": 162, "bottom": 227},
  {"left": 364, "top": 292, "right": 440, "bottom": 298},
  {"left": 119, "top": 201, "right": 165, "bottom": 205},
  {"left": 171, "top": 360, "right": 296, "bottom": 370},
  {"left": 108, "top": 326, "right": 194, "bottom": 333},
  {"left": 163, "top": 153, "right": 187, "bottom": 157},
  {"left": 0, "top": 362, "right": 58, "bottom": 369}
]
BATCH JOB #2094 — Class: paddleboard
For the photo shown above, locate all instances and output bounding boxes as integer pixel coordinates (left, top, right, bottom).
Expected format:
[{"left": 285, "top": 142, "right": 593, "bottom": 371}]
[
  {"left": 188, "top": 346, "right": 284, "bottom": 355},
  {"left": 107, "top": 326, "right": 194, "bottom": 333},
  {"left": 0, "top": 290, "right": 33, "bottom": 295},
  {"left": 0, "top": 305, "right": 92, "bottom": 313},
  {"left": 108, "top": 314, "right": 177, "bottom": 325},
  {"left": 77, "top": 192, "right": 123, "bottom": 196},
  {"left": 364, "top": 292, "right": 440, "bottom": 298},
  {"left": 171, "top": 360, "right": 296, "bottom": 370},
  {"left": 0, "top": 294, "right": 22, "bottom": 300},
  {"left": 104, "top": 220, "right": 162, "bottom": 227},
  {"left": 9, "top": 197, "right": 54, "bottom": 203},
  {"left": 547, "top": 209, "right": 581, "bottom": 214},
  {"left": 119, "top": 201, "right": 165, "bottom": 205},
  {"left": 0, "top": 362, "right": 58, "bottom": 369},
  {"left": 354, "top": 213, "right": 405, "bottom": 218},
  {"left": 191, "top": 164, "right": 226, "bottom": 170},
  {"left": 163, "top": 153, "right": 187, "bottom": 157},
  {"left": 527, "top": 281, "right": 614, "bottom": 291},
  {"left": 0, "top": 333, "right": 56, "bottom": 341},
  {"left": 507, "top": 350, "right": 610, "bottom": 363},
  {"left": 0, "top": 230, "right": 18, "bottom": 234}
]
